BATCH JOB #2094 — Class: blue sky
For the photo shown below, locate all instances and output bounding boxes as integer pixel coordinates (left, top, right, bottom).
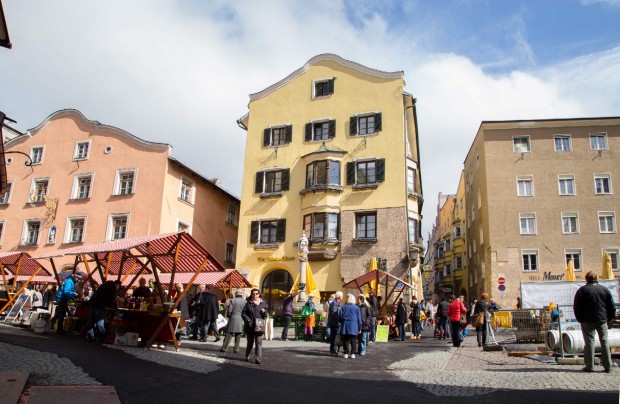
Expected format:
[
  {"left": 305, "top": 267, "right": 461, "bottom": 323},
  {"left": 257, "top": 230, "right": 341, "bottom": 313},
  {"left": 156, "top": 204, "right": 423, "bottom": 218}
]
[{"left": 1, "top": 0, "right": 619, "bottom": 241}]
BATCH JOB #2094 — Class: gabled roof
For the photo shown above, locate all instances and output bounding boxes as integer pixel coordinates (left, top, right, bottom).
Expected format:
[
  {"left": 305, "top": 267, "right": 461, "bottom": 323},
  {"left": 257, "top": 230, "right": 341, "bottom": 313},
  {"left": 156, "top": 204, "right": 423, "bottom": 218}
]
[{"left": 168, "top": 157, "right": 240, "bottom": 202}]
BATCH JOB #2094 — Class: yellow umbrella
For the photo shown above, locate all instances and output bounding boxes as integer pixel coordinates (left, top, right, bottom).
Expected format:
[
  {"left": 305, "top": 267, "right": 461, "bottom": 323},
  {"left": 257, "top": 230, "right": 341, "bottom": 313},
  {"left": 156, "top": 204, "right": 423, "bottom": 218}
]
[
  {"left": 602, "top": 251, "right": 614, "bottom": 280},
  {"left": 289, "top": 263, "right": 320, "bottom": 297},
  {"left": 566, "top": 260, "right": 576, "bottom": 282},
  {"left": 365, "top": 257, "right": 380, "bottom": 296}
]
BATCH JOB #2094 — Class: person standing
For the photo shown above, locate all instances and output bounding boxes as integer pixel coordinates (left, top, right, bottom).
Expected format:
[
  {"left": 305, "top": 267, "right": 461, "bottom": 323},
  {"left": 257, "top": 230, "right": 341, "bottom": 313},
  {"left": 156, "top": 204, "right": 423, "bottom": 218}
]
[
  {"left": 339, "top": 294, "right": 362, "bottom": 358},
  {"left": 303, "top": 294, "right": 317, "bottom": 341},
  {"left": 357, "top": 294, "right": 370, "bottom": 355},
  {"left": 574, "top": 271, "right": 616, "bottom": 373},
  {"left": 437, "top": 296, "right": 450, "bottom": 339},
  {"left": 323, "top": 294, "right": 334, "bottom": 341},
  {"left": 220, "top": 291, "right": 245, "bottom": 353},
  {"left": 55, "top": 273, "right": 78, "bottom": 334},
  {"left": 447, "top": 294, "right": 467, "bottom": 347},
  {"left": 394, "top": 297, "right": 407, "bottom": 341},
  {"left": 281, "top": 291, "right": 299, "bottom": 341},
  {"left": 200, "top": 285, "right": 220, "bottom": 342},
  {"left": 366, "top": 289, "right": 378, "bottom": 344},
  {"left": 473, "top": 293, "right": 490, "bottom": 347},
  {"left": 328, "top": 291, "right": 343, "bottom": 356},
  {"left": 409, "top": 296, "right": 422, "bottom": 340},
  {"left": 86, "top": 280, "right": 121, "bottom": 342},
  {"left": 133, "top": 278, "right": 151, "bottom": 299},
  {"left": 242, "top": 288, "right": 268, "bottom": 364},
  {"left": 189, "top": 284, "right": 205, "bottom": 340}
]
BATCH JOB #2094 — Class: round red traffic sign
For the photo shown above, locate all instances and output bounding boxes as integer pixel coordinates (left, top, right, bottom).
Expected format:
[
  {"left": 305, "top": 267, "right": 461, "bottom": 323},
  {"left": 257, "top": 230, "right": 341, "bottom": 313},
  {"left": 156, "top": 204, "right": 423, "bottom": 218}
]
[{"left": 498, "top": 277, "right": 505, "bottom": 285}]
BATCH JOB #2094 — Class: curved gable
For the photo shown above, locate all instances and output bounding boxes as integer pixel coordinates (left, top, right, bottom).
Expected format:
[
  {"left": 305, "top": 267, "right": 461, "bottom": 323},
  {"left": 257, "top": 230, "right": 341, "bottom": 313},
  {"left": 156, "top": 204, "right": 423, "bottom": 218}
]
[{"left": 249, "top": 53, "right": 403, "bottom": 101}]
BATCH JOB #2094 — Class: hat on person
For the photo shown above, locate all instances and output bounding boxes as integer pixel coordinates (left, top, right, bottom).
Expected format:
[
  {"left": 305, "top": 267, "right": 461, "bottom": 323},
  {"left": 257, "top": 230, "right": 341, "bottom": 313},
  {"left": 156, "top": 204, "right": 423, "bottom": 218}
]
[{"left": 308, "top": 294, "right": 314, "bottom": 298}]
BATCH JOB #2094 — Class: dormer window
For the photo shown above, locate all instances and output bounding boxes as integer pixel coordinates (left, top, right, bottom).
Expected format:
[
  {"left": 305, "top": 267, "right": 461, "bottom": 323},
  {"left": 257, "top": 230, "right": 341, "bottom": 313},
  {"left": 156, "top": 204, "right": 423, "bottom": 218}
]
[
  {"left": 263, "top": 125, "right": 292, "bottom": 147},
  {"left": 350, "top": 113, "right": 382, "bottom": 136},
  {"left": 313, "top": 78, "right": 334, "bottom": 98}
]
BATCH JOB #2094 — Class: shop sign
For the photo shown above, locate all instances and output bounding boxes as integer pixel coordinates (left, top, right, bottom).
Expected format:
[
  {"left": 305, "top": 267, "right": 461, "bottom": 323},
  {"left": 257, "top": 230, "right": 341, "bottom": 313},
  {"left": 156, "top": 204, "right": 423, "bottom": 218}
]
[
  {"left": 528, "top": 272, "right": 565, "bottom": 281},
  {"left": 257, "top": 256, "right": 295, "bottom": 262}
]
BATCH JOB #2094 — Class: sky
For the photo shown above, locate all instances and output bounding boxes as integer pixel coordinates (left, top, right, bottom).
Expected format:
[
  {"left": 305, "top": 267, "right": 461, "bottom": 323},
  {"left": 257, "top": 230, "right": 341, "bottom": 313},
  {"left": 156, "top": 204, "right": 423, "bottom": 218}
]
[{"left": 1, "top": 0, "right": 620, "bottom": 241}]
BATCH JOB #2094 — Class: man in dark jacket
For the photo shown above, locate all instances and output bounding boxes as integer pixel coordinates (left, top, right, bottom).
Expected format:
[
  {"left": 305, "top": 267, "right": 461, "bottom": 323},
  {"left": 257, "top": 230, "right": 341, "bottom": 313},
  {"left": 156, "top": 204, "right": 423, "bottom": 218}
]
[
  {"left": 437, "top": 296, "right": 450, "bottom": 339},
  {"left": 574, "top": 271, "right": 616, "bottom": 373},
  {"left": 366, "top": 289, "right": 378, "bottom": 344},
  {"left": 280, "top": 291, "right": 299, "bottom": 341},
  {"left": 200, "top": 285, "right": 221, "bottom": 342},
  {"left": 328, "top": 291, "right": 343, "bottom": 356},
  {"left": 86, "top": 280, "right": 120, "bottom": 342}
]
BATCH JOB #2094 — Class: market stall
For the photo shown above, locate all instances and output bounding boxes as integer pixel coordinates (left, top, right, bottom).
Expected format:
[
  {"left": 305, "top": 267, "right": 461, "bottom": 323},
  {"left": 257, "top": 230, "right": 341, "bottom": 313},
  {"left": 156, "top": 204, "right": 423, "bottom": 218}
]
[
  {"left": 0, "top": 252, "right": 54, "bottom": 314},
  {"left": 35, "top": 232, "right": 227, "bottom": 350}
]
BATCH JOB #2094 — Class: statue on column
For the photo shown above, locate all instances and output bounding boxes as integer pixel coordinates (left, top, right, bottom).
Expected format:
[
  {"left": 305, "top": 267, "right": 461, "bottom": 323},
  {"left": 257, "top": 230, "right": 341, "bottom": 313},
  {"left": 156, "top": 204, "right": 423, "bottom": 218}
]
[{"left": 297, "top": 232, "right": 309, "bottom": 293}]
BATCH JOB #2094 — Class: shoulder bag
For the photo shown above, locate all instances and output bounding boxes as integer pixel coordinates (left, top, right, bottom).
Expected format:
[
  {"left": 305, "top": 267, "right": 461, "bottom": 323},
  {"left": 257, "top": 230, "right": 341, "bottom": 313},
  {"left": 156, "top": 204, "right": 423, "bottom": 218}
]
[
  {"left": 254, "top": 317, "right": 266, "bottom": 334},
  {"left": 472, "top": 312, "right": 485, "bottom": 328}
]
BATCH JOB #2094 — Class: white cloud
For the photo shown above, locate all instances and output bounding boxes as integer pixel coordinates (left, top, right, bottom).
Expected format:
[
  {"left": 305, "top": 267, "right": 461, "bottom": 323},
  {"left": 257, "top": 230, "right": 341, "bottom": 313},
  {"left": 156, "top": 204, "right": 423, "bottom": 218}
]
[{"left": 581, "top": 0, "right": 620, "bottom": 7}]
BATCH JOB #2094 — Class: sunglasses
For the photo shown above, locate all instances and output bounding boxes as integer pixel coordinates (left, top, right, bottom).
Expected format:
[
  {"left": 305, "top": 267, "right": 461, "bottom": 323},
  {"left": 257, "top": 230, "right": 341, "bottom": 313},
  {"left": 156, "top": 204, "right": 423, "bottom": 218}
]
[{"left": 252, "top": 292, "right": 259, "bottom": 295}]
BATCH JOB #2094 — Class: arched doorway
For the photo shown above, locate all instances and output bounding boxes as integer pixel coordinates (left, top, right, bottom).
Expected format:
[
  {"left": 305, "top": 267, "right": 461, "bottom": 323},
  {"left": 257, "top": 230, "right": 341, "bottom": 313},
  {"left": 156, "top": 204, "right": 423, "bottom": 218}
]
[{"left": 261, "top": 269, "right": 293, "bottom": 311}]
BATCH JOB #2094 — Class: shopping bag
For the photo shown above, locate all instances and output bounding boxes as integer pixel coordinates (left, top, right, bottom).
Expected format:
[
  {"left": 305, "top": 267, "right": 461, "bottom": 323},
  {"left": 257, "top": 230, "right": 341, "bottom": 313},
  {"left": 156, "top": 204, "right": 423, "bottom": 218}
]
[
  {"left": 216, "top": 313, "right": 228, "bottom": 331},
  {"left": 472, "top": 312, "right": 484, "bottom": 328},
  {"left": 254, "top": 318, "right": 266, "bottom": 334}
]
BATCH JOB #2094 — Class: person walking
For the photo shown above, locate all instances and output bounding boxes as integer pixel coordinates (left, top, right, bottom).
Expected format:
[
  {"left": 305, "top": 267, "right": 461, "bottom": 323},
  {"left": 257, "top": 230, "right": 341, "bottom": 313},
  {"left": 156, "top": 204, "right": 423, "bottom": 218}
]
[
  {"left": 366, "top": 289, "right": 378, "bottom": 344},
  {"left": 574, "top": 271, "right": 616, "bottom": 373},
  {"left": 328, "top": 291, "right": 343, "bottom": 356},
  {"left": 303, "top": 294, "right": 317, "bottom": 341},
  {"left": 357, "top": 294, "right": 370, "bottom": 355},
  {"left": 473, "top": 293, "right": 491, "bottom": 347},
  {"left": 55, "top": 273, "right": 78, "bottom": 334},
  {"left": 242, "top": 288, "right": 268, "bottom": 364},
  {"left": 394, "top": 297, "right": 407, "bottom": 341},
  {"left": 281, "top": 291, "right": 299, "bottom": 341},
  {"left": 86, "top": 280, "right": 121, "bottom": 342},
  {"left": 339, "top": 294, "right": 362, "bottom": 359},
  {"left": 220, "top": 291, "right": 245, "bottom": 353},
  {"left": 189, "top": 284, "right": 205, "bottom": 340},
  {"left": 447, "top": 294, "right": 467, "bottom": 347},
  {"left": 200, "top": 285, "right": 221, "bottom": 342},
  {"left": 437, "top": 296, "right": 450, "bottom": 339},
  {"left": 323, "top": 294, "right": 334, "bottom": 341},
  {"left": 409, "top": 296, "right": 422, "bottom": 340}
]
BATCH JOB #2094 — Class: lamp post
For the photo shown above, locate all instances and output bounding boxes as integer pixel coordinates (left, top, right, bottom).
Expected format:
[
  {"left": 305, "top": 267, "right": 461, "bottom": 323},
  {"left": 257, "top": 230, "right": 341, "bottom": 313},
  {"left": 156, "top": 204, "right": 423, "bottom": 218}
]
[{"left": 297, "top": 231, "right": 309, "bottom": 303}]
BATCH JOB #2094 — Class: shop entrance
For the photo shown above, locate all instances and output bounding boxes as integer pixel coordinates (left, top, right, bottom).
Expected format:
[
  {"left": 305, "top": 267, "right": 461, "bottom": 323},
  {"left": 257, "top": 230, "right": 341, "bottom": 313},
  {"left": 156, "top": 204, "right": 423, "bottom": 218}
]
[{"left": 261, "top": 269, "right": 293, "bottom": 311}]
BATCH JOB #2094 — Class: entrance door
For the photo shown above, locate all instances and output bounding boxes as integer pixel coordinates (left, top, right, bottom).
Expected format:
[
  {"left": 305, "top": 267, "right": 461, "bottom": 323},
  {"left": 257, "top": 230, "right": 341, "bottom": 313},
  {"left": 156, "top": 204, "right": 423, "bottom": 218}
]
[{"left": 261, "top": 270, "right": 293, "bottom": 311}]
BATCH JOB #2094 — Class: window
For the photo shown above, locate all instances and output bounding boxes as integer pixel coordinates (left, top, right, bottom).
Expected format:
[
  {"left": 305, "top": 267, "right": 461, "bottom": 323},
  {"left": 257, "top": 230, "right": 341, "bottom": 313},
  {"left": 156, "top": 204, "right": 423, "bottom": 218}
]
[
  {"left": 594, "top": 174, "right": 612, "bottom": 194},
  {"left": 22, "top": 220, "right": 41, "bottom": 245},
  {"left": 522, "top": 250, "right": 538, "bottom": 271},
  {"left": 30, "top": 179, "right": 49, "bottom": 203},
  {"left": 30, "top": 146, "right": 44, "bottom": 164},
  {"left": 66, "top": 217, "right": 86, "bottom": 243},
  {"left": 313, "top": 78, "right": 334, "bottom": 98},
  {"left": 565, "top": 249, "right": 582, "bottom": 271},
  {"left": 599, "top": 212, "right": 616, "bottom": 233},
  {"left": 407, "top": 168, "right": 415, "bottom": 192},
  {"left": 355, "top": 212, "right": 377, "bottom": 239},
  {"left": 305, "top": 161, "right": 340, "bottom": 188},
  {"left": 0, "top": 182, "right": 12, "bottom": 204},
  {"left": 454, "top": 225, "right": 461, "bottom": 238},
  {"left": 256, "top": 168, "right": 290, "bottom": 194},
  {"left": 455, "top": 256, "right": 463, "bottom": 270},
  {"left": 346, "top": 159, "right": 385, "bottom": 186},
  {"left": 561, "top": 212, "right": 579, "bottom": 234},
  {"left": 590, "top": 133, "right": 608, "bottom": 150},
  {"left": 604, "top": 249, "right": 619, "bottom": 271},
  {"left": 349, "top": 113, "right": 382, "bottom": 136},
  {"left": 303, "top": 212, "right": 340, "bottom": 241},
  {"left": 517, "top": 176, "right": 533, "bottom": 197},
  {"left": 0, "top": 221, "right": 4, "bottom": 246},
  {"left": 179, "top": 177, "right": 194, "bottom": 203},
  {"left": 177, "top": 220, "right": 190, "bottom": 233},
  {"left": 73, "top": 141, "right": 90, "bottom": 160},
  {"left": 476, "top": 155, "right": 479, "bottom": 170},
  {"left": 408, "top": 218, "right": 418, "bottom": 243},
  {"left": 554, "top": 135, "right": 571, "bottom": 152},
  {"left": 250, "top": 219, "right": 286, "bottom": 244},
  {"left": 225, "top": 242, "right": 235, "bottom": 264},
  {"left": 72, "top": 174, "right": 93, "bottom": 199},
  {"left": 226, "top": 204, "right": 237, "bottom": 226},
  {"left": 107, "top": 214, "right": 129, "bottom": 240},
  {"left": 519, "top": 213, "right": 536, "bottom": 235},
  {"left": 263, "top": 125, "right": 292, "bottom": 147},
  {"left": 114, "top": 169, "right": 136, "bottom": 195},
  {"left": 558, "top": 175, "right": 575, "bottom": 195},
  {"left": 305, "top": 120, "right": 335, "bottom": 141},
  {"left": 444, "top": 265, "right": 451, "bottom": 277},
  {"left": 513, "top": 136, "right": 530, "bottom": 153}
]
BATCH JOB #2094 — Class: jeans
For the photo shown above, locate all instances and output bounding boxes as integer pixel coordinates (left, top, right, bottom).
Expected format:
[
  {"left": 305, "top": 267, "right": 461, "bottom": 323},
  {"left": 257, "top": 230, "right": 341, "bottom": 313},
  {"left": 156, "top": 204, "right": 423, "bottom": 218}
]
[
  {"left": 369, "top": 317, "right": 377, "bottom": 342},
  {"left": 476, "top": 320, "right": 488, "bottom": 345},
  {"left": 581, "top": 321, "right": 612, "bottom": 371},
  {"left": 438, "top": 315, "right": 450, "bottom": 338},
  {"left": 328, "top": 325, "right": 339, "bottom": 353},
  {"left": 202, "top": 320, "right": 220, "bottom": 340},
  {"left": 397, "top": 323, "right": 406, "bottom": 340},
  {"left": 56, "top": 298, "right": 69, "bottom": 333},
  {"left": 450, "top": 321, "right": 462, "bottom": 347},
  {"left": 245, "top": 331, "right": 263, "bottom": 362},
  {"left": 325, "top": 324, "right": 331, "bottom": 340},
  {"left": 411, "top": 320, "right": 420, "bottom": 337},
  {"left": 86, "top": 306, "right": 106, "bottom": 340},
  {"left": 281, "top": 315, "right": 292, "bottom": 340},
  {"left": 358, "top": 330, "right": 368, "bottom": 354}
]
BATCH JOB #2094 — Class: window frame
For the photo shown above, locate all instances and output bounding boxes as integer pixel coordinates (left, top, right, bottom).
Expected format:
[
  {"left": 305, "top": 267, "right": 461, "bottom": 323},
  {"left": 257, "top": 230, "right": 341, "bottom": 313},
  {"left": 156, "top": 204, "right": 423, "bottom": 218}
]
[
  {"left": 0, "top": 181, "right": 13, "bottom": 204},
  {"left": 106, "top": 213, "right": 130, "bottom": 241},
  {"left": 312, "top": 78, "right": 335, "bottom": 99},
  {"left": 71, "top": 173, "right": 94, "bottom": 200},
  {"left": 594, "top": 173, "right": 612, "bottom": 195},
  {"left": 64, "top": 216, "right": 87, "bottom": 243},
  {"left": 113, "top": 169, "right": 137, "bottom": 196},
  {"left": 512, "top": 136, "right": 531, "bottom": 153},
  {"left": 29, "top": 177, "right": 50, "bottom": 203},
  {"left": 250, "top": 219, "right": 286, "bottom": 245},
  {"left": 603, "top": 248, "right": 619, "bottom": 271},
  {"left": 0, "top": 221, "right": 4, "bottom": 247},
  {"left": 176, "top": 219, "right": 191, "bottom": 233},
  {"left": 22, "top": 219, "right": 42, "bottom": 246},
  {"left": 565, "top": 249, "right": 583, "bottom": 271},
  {"left": 558, "top": 174, "right": 576, "bottom": 196},
  {"left": 519, "top": 213, "right": 537, "bottom": 235},
  {"left": 554, "top": 135, "right": 572, "bottom": 152},
  {"left": 73, "top": 140, "right": 91, "bottom": 161},
  {"left": 225, "top": 241, "right": 236, "bottom": 264},
  {"left": 355, "top": 212, "right": 377, "bottom": 240},
  {"left": 263, "top": 125, "right": 292, "bottom": 147},
  {"left": 407, "top": 167, "right": 415, "bottom": 193},
  {"left": 516, "top": 175, "right": 533, "bottom": 197},
  {"left": 30, "top": 146, "right": 45, "bottom": 165},
  {"left": 590, "top": 133, "right": 608, "bottom": 151},
  {"left": 305, "top": 160, "right": 340, "bottom": 188},
  {"left": 303, "top": 212, "right": 340, "bottom": 242},
  {"left": 561, "top": 212, "right": 579, "bottom": 234},
  {"left": 226, "top": 204, "right": 238, "bottom": 226},
  {"left": 179, "top": 176, "right": 195, "bottom": 204},
  {"left": 521, "top": 249, "right": 539, "bottom": 272},
  {"left": 598, "top": 211, "right": 617, "bottom": 234}
]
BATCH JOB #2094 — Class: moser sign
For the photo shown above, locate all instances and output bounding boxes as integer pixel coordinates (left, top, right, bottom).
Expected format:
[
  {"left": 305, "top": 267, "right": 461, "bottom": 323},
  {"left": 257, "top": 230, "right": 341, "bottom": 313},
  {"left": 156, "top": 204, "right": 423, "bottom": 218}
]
[
  {"left": 528, "top": 272, "right": 565, "bottom": 281},
  {"left": 257, "top": 256, "right": 295, "bottom": 262}
]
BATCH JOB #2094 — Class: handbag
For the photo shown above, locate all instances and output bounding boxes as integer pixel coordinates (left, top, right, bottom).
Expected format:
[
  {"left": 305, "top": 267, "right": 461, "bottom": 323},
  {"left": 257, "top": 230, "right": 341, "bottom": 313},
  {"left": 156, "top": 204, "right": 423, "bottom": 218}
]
[
  {"left": 472, "top": 312, "right": 484, "bottom": 328},
  {"left": 419, "top": 311, "right": 427, "bottom": 321},
  {"left": 254, "top": 317, "right": 266, "bottom": 334},
  {"left": 460, "top": 314, "right": 467, "bottom": 326}
]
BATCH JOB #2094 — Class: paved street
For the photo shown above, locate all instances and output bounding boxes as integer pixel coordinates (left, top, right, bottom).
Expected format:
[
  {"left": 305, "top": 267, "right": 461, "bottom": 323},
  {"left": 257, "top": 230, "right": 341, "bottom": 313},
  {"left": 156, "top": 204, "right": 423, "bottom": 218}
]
[{"left": 1, "top": 323, "right": 618, "bottom": 403}]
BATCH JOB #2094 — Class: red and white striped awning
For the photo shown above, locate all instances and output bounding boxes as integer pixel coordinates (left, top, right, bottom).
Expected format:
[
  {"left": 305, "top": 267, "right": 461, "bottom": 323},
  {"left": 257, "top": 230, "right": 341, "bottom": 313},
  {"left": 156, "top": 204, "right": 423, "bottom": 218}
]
[
  {"left": 3, "top": 274, "right": 57, "bottom": 284},
  {"left": 0, "top": 252, "right": 51, "bottom": 277},
  {"left": 90, "top": 269, "right": 251, "bottom": 289}
]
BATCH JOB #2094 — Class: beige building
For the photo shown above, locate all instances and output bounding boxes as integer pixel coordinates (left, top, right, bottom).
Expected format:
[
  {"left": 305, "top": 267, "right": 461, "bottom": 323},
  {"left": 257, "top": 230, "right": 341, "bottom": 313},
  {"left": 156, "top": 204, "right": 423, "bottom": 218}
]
[
  {"left": 236, "top": 54, "right": 424, "bottom": 308},
  {"left": 0, "top": 110, "right": 239, "bottom": 269},
  {"left": 464, "top": 117, "right": 620, "bottom": 306}
]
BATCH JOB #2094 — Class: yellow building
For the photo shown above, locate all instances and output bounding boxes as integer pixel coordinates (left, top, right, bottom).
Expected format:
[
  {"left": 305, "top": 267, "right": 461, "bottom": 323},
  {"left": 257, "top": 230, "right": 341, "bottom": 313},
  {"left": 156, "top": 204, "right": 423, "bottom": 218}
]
[
  {"left": 236, "top": 54, "right": 424, "bottom": 308},
  {"left": 452, "top": 171, "right": 468, "bottom": 301},
  {"left": 433, "top": 193, "right": 455, "bottom": 297}
]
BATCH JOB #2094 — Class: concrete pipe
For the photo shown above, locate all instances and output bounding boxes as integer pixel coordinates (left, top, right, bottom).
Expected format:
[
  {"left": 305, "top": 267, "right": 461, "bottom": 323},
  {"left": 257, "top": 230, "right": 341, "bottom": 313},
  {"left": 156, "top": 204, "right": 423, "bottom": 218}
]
[
  {"left": 562, "top": 329, "right": 620, "bottom": 354},
  {"left": 545, "top": 330, "right": 560, "bottom": 351}
]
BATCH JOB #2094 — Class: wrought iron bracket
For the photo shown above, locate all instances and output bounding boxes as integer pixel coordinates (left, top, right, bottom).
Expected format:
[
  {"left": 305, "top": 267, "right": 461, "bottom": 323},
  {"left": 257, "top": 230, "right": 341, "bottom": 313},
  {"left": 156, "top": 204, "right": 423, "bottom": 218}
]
[{"left": 2, "top": 150, "right": 34, "bottom": 166}]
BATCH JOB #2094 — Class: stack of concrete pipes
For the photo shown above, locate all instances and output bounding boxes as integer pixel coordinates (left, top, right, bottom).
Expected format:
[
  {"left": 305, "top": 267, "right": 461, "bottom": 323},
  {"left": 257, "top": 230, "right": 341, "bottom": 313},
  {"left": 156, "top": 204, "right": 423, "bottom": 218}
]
[{"left": 545, "top": 329, "right": 620, "bottom": 354}]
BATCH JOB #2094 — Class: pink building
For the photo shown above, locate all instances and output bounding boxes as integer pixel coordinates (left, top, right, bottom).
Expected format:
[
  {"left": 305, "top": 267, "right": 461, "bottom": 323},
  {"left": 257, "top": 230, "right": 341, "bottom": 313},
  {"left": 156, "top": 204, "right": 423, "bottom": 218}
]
[{"left": 0, "top": 110, "right": 239, "bottom": 270}]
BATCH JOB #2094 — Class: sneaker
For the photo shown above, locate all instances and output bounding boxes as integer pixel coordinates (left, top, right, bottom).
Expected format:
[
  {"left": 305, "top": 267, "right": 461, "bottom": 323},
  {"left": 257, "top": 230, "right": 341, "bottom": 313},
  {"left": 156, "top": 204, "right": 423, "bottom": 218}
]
[
  {"left": 368, "top": 341, "right": 374, "bottom": 345},
  {"left": 360, "top": 352, "right": 366, "bottom": 356},
  {"left": 350, "top": 354, "right": 355, "bottom": 359},
  {"left": 343, "top": 354, "right": 349, "bottom": 359}
]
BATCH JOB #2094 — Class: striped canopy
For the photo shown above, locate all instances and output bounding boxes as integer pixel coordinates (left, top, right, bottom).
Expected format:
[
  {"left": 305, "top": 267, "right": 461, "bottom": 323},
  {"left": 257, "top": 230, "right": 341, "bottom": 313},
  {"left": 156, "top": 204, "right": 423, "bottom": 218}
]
[{"left": 0, "top": 252, "right": 51, "bottom": 276}]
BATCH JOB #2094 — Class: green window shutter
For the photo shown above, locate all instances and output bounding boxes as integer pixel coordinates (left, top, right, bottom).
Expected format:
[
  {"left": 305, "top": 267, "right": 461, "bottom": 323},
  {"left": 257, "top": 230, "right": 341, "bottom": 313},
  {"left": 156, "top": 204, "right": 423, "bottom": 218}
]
[
  {"left": 281, "top": 169, "right": 290, "bottom": 191},
  {"left": 285, "top": 125, "right": 293, "bottom": 143},
  {"left": 328, "top": 120, "right": 336, "bottom": 138},
  {"left": 376, "top": 159, "right": 386, "bottom": 182},
  {"left": 346, "top": 162, "right": 355, "bottom": 185},
  {"left": 276, "top": 219, "right": 287, "bottom": 242},
  {"left": 305, "top": 123, "right": 312, "bottom": 141},
  {"left": 263, "top": 128, "right": 271, "bottom": 147},
  {"left": 374, "top": 113, "right": 382, "bottom": 132},
  {"left": 250, "top": 221, "right": 259, "bottom": 243},
  {"left": 349, "top": 116, "right": 357, "bottom": 136},
  {"left": 328, "top": 78, "right": 335, "bottom": 94},
  {"left": 255, "top": 172, "right": 263, "bottom": 193}
]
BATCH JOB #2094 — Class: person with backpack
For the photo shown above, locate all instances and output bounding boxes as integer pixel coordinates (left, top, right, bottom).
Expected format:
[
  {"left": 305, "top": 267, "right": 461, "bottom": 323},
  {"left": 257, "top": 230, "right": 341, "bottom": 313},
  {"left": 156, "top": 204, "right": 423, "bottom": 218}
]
[
  {"left": 357, "top": 294, "right": 371, "bottom": 355},
  {"left": 409, "top": 296, "right": 423, "bottom": 340},
  {"left": 55, "top": 273, "right": 79, "bottom": 334}
]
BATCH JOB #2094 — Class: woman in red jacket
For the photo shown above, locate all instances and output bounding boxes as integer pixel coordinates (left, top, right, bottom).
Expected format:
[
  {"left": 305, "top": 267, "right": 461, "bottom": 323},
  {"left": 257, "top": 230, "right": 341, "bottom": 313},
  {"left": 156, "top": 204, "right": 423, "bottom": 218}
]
[{"left": 447, "top": 294, "right": 467, "bottom": 347}]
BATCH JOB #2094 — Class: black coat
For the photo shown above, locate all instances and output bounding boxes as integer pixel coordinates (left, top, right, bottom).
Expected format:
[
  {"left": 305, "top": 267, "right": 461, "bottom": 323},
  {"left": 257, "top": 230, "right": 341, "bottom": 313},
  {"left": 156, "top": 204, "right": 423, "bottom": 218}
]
[
  {"left": 395, "top": 302, "right": 407, "bottom": 325},
  {"left": 473, "top": 300, "right": 490, "bottom": 315},
  {"left": 409, "top": 302, "right": 422, "bottom": 321},
  {"left": 89, "top": 281, "right": 118, "bottom": 309},
  {"left": 574, "top": 281, "right": 616, "bottom": 324},
  {"left": 438, "top": 300, "right": 450, "bottom": 317},
  {"left": 197, "top": 291, "right": 219, "bottom": 322},
  {"left": 366, "top": 295, "right": 378, "bottom": 316},
  {"left": 242, "top": 299, "right": 268, "bottom": 334},
  {"left": 359, "top": 304, "right": 371, "bottom": 331}
]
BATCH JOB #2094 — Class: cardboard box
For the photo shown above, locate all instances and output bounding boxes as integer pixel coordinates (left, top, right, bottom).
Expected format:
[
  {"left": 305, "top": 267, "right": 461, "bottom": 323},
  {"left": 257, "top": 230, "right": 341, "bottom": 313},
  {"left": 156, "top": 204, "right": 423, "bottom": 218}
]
[
  {"left": 126, "top": 332, "right": 139, "bottom": 347},
  {"left": 114, "top": 333, "right": 128, "bottom": 346}
]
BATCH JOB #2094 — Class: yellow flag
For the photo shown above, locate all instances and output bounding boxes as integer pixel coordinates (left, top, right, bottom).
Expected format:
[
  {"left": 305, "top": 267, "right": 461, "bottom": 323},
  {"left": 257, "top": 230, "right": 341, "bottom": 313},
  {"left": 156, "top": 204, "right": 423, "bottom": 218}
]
[
  {"left": 289, "top": 263, "right": 319, "bottom": 296},
  {"left": 366, "top": 257, "right": 380, "bottom": 296}
]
